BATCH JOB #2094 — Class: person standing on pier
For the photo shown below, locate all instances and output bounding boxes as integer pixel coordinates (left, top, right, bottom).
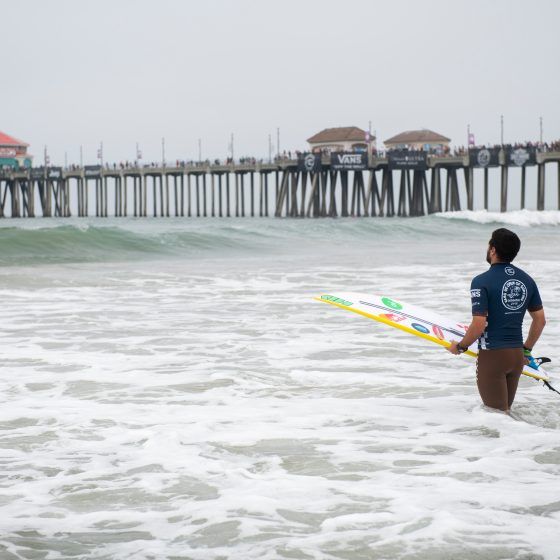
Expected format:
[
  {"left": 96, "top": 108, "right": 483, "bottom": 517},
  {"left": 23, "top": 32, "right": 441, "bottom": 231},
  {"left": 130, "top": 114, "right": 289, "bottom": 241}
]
[{"left": 446, "top": 228, "right": 546, "bottom": 412}]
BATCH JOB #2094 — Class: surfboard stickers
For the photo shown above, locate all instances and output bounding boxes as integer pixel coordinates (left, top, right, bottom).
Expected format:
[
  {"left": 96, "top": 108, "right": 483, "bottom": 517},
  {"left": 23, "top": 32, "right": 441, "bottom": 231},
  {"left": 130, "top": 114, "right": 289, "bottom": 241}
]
[{"left": 316, "top": 292, "right": 549, "bottom": 382}]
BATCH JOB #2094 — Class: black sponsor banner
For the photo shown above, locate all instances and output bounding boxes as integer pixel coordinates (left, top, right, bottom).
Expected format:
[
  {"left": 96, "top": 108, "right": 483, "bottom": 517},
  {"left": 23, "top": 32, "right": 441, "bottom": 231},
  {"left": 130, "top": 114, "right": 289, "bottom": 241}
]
[
  {"left": 30, "top": 167, "right": 47, "bottom": 179},
  {"left": 387, "top": 150, "right": 427, "bottom": 170},
  {"left": 297, "top": 153, "right": 322, "bottom": 172},
  {"left": 469, "top": 147, "right": 500, "bottom": 168},
  {"left": 506, "top": 146, "right": 537, "bottom": 167},
  {"left": 31, "top": 167, "right": 63, "bottom": 179},
  {"left": 84, "top": 165, "right": 102, "bottom": 177},
  {"left": 330, "top": 152, "right": 367, "bottom": 171},
  {"left": 48, "top": 166, "right": 63, "bottom": 179}
]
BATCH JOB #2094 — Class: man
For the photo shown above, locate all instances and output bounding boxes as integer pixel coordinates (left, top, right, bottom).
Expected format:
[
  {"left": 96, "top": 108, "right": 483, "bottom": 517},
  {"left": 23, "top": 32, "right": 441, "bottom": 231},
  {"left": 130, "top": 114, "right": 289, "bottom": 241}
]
[{"left": 447, "top": 228, "right": 546, "bottom": 412}]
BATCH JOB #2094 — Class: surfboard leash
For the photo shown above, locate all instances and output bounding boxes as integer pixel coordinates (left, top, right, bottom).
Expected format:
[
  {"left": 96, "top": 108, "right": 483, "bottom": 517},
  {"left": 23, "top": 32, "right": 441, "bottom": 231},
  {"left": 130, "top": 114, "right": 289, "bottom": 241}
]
[
  {"left": 535, "top": 358, "right": 560, "bottom": 396},
  {"left": 542, "top": 380, "right": 560, "bottom": 397}
]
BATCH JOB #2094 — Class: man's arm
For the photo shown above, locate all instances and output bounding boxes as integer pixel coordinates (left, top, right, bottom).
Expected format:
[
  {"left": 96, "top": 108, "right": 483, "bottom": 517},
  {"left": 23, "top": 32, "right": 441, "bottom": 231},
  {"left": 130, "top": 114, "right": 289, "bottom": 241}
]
[
  {"left": 448, "top": 278, "right": 488, "bottom": 355},
  {"left": 447, "top": 315, "right": 487, "bottom": 355},
  {"left": 524, "top": 308, "right": 546, "bottom": 351}
]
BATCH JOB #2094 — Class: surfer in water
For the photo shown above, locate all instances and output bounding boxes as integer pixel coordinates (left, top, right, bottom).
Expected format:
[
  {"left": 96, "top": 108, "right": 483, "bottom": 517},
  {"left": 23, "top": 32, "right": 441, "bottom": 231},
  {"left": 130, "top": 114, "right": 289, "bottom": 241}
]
[{"left": 447, "top": 228, "right": 546, "bottom": 412}]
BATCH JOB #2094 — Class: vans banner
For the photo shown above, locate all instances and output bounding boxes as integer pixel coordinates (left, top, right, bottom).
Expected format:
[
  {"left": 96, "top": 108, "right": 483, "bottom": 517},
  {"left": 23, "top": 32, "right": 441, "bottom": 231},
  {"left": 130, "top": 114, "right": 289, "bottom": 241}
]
[{"left": 330, "top": 152, "right": 367, "bottom": 171}]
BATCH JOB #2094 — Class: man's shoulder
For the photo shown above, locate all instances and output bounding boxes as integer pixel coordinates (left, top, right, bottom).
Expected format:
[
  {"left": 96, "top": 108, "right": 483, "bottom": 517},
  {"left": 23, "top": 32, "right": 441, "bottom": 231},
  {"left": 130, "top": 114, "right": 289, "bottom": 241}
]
[
  {"left": 509, "top": 264, "right": 537, "bottom": 285},
  {"left": 471, "top": 269, "right": 491, "bottom": 287}
]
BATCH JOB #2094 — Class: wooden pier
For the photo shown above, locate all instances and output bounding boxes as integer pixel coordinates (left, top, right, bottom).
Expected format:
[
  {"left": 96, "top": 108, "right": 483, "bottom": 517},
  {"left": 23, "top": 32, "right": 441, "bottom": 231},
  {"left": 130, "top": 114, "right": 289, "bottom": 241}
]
[{"left": 1, "top": 150, "right": 559, "bottom": 219}]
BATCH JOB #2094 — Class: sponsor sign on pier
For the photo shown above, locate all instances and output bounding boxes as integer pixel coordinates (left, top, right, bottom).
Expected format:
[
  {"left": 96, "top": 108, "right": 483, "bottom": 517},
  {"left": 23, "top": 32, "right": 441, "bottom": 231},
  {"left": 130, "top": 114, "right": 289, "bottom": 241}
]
[
  {"left": 30, "top": 167, "right": 47, "bottom": 179},
  {"left": 84, "top": 165, "right": 102, "bottom": 177},
  {"left": 469, "top": 147, "right": 500, "bottom": 168},
  {"left": 297, "top": 153, "right": 322, "bottom": 173},
  {"left": 506, "top": 146, "right": 537, "bottom": 167},
  {"left": 387, "top": 150, "right": 428, "bottom": 170},
  {"left": 330, "top": 152, "right": 368, "bottom": 171}
]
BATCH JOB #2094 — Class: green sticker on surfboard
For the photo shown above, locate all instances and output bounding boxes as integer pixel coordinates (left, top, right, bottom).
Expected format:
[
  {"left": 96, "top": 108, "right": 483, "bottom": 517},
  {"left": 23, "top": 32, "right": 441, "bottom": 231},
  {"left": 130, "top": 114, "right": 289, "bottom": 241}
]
[
  {"left": 321, "top": 295, "right": 353, "bottom": 306},
  {"left": 381, "top": 297, "right": 402, "bottom": 310}
]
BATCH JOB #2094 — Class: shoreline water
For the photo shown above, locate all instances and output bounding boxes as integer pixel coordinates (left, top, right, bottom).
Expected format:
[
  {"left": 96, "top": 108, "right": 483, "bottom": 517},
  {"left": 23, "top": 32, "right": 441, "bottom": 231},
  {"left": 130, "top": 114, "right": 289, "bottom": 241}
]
[{"left": 1, "top": 212, "right": 559, "bottom": 559}]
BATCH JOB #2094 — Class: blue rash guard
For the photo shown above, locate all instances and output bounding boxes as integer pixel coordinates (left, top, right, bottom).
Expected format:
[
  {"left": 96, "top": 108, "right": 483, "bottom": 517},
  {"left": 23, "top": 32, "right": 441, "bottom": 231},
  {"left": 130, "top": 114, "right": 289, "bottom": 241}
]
[{"left": 470, "top": 262, "right": 543, "bottom": 350}]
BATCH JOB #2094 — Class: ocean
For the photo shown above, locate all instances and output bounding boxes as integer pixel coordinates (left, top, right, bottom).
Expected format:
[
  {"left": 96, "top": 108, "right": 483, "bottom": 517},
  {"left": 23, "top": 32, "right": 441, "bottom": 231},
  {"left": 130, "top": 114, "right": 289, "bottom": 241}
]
[{"left": 1, "top": 211, "right": 559, "bottom": 560}]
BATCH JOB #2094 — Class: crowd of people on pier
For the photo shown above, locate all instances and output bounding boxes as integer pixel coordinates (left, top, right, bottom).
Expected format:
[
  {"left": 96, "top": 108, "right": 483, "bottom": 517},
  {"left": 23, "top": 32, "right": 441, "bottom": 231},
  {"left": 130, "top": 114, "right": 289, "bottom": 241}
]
[
  {"left": 23, "top": 139, "right": 560, "bottom": 172},
  {"left": 459, "top": 140, "right": 560, "bottom": 153}
]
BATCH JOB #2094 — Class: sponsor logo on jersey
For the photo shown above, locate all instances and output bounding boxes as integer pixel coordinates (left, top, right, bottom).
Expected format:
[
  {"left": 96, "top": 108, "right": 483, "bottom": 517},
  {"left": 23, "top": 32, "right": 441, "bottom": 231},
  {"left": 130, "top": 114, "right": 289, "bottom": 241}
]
[
  {"left": 505, "top": 266, "right": 515, "bottom": 276},
  {"left": 470, "top": 289, "right": 481, "bottom": 298},
  {"left": 501, "top": 279, "right": 527, "bottom": 311}
]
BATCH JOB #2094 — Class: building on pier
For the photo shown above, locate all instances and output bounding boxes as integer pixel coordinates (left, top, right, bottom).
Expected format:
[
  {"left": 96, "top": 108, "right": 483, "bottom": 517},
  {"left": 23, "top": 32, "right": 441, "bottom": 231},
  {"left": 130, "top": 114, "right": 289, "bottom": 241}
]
[
  {"left": 307, "top": 126, "right": 374, "bottom": 154},
  {"left": 384, "top": 129, "right": 450, "bottom": 153},
  {"left": 0, "top": 131, "right": 33, "bottom": 169}
]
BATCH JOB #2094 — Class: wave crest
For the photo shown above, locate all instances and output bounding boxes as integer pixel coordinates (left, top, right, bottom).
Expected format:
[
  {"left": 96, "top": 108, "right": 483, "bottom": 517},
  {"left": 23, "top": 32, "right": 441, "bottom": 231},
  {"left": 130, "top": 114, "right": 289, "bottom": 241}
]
[{"left": 435, "top": 210, "right": 560, "bottom": 227}]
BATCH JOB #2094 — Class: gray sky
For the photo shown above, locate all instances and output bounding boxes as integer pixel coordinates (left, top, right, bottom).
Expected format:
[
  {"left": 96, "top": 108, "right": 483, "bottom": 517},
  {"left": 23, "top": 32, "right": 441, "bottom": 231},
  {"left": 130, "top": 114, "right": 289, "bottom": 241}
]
[{"left": 3, "top": 0, "right": 559, "bottom": 165}]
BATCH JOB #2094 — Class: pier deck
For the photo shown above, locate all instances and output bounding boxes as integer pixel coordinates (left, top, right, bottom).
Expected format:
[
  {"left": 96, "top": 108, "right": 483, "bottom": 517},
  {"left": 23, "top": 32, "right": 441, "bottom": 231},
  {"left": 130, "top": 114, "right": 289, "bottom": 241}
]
[{"left": 1, "top": 151, "right": 559, "bottom": 219}]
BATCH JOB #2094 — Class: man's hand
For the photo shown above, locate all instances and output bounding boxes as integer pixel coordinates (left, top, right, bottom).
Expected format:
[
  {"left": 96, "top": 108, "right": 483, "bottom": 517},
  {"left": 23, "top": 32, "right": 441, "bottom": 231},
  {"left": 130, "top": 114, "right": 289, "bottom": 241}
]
[
  {"left": 447, "top": 341, "right": 462, "bottom": 355},
  {"left": 523, "top": 347, "right": 540, "bottom": 370},
  {"left": 446, "top": 316, "right": 486, "bottom": 356}
]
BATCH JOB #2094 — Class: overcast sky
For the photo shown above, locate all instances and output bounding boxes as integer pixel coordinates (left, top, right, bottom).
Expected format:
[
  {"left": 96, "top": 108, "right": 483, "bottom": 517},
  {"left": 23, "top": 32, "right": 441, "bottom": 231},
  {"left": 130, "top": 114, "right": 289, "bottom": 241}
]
[{"left": 2, "top": 0, "right": 559, "bottom": 165}]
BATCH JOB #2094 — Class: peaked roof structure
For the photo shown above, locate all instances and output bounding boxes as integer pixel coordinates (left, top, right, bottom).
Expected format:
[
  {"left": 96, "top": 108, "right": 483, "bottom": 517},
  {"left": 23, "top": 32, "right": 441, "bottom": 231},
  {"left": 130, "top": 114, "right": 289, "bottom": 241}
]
[
  {"left": 0, "top": 131, "right": 29, "bottom": 147},
  {"left": 307, "top": 126, "right": 370, "bottom": 144},
  {"left": 384, "top": 129, "right": 450, "bottom": 144}
]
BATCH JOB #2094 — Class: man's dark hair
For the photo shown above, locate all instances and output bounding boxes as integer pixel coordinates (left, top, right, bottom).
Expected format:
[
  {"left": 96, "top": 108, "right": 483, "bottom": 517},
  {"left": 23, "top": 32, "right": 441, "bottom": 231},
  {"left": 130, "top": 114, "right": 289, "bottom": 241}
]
[{"left": 490, "top": 228, "right": 521, "bottom": 262}]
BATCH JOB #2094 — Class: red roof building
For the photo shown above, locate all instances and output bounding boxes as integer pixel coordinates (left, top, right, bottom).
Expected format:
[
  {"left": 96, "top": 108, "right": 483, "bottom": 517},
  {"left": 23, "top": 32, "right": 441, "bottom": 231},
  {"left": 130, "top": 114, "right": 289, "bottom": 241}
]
[
  {"left": 384, "top": 129, "right": 451, "bottom": 151},
  {"left": 0, "top": 130, "right": 33, "bottom": 168},
  {"left": 307, "top": 126, "right": 375, "bottom": 154}
]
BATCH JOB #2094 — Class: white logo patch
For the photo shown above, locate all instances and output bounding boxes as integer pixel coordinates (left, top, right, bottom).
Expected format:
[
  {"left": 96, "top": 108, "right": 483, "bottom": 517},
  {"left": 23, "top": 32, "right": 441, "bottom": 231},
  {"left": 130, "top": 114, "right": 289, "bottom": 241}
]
[
  {"left": 511, "top": 148, "right": 529, "bottom": 166},
  {"left": 505, "top": 267, "right": 515, "bottom": 276},
  {"left": 337, "top": 154, "right": 362, "bottom": 165},
  {"left": 471, "top": 289, "right": 481, "bottom": 298},
  {"left": 501, "top": 279, "right": 527, "bottom": 311},
  {"left": 303, "top": 154, "right": 316, "bottom": 172},
  {"left": 477, "top": 149, "right": 491, "bottom": 167}
]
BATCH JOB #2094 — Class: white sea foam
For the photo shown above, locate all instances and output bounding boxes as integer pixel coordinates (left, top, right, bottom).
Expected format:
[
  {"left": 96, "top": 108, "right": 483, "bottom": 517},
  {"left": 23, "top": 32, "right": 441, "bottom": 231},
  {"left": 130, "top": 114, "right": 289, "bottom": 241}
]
[
  {"left": 436, "top": 209, "right": 560, "bottom": 227},
  {"left": 0, "top": 220, "right": 559, "bottom": 559}
]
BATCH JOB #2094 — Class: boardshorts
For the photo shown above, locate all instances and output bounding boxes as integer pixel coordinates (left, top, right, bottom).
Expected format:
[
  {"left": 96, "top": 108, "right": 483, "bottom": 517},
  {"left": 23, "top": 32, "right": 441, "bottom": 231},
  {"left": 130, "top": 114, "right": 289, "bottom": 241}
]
[{"left": 476, "top": 348, "right": 525, "bottom": 411}]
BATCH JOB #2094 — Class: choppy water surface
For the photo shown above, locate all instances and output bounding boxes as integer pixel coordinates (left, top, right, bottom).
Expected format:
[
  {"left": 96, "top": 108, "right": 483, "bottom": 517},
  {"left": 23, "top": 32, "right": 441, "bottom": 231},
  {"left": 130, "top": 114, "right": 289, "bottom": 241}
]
[{"left": 1, "top": 212, "right": 559, "bottom": 559}]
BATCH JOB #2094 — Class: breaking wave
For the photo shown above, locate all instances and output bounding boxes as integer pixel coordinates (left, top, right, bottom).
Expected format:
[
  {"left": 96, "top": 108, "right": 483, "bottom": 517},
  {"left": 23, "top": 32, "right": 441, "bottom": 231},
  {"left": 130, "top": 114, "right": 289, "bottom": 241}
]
[
  {"left": 1, "top": 212, "right": 558, "bottom": 266},
  {"left": 436, "top": 209, "right": 560, "bottom": 227}
]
